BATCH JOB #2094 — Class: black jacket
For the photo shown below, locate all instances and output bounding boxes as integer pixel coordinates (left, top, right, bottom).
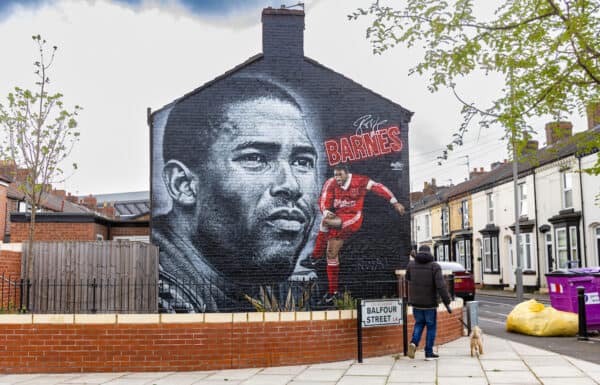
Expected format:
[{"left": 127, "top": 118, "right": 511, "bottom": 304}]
[{"left": 406, "top": 251, "right": 451, "bottom": 308}]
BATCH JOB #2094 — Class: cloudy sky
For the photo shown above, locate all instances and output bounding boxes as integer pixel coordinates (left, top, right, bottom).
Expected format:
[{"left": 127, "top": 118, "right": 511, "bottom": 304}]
[{"left": 0, "top": 0, "right": 587, "bottom": 195}]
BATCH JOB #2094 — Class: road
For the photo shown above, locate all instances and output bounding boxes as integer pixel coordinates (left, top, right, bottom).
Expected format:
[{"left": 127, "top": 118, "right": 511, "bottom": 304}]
[{"left": 470, "top": 294, "right": 600, "bottom": 364}]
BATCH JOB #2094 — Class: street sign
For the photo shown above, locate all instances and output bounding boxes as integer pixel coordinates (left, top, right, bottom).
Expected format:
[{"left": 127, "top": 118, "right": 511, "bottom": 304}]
[{"left": 360, "top": 299, "right": 403, "bottom": 327}]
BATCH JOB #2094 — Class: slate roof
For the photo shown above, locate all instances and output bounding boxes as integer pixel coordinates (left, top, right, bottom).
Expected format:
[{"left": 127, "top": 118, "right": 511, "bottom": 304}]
[{"left": 411, "top": 128, "right": 599, "bottom": 211}]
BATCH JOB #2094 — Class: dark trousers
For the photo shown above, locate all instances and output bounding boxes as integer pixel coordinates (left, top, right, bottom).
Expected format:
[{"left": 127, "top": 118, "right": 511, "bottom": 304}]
[{"left": 411, "top": 308, "right": 437, "bottom": 356}]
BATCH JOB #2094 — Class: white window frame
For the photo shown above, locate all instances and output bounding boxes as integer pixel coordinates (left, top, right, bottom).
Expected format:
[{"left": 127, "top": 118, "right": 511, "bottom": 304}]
[
  {"left": 487, "top": 193, "right": 494, "bottom": 223},
  {"left": 492, "top": 237, "right": 499, "bottom": 273},
  {"left": 441, "top": 208, "right": 449, "bottom": 235},
  {"left": 518, "top": 233, "right": 535, "bottom": 271},
  {"left": 545, "top": 232, "right": 553, "bottom": 272},
  {"left": 562, "top": 171, "right": 573, "bottom": 209},
  {"left": 461, "top": 200, "right": 469, "bottom": 228},
  {"left": 519, "top": 183, "right": 528, "bottom": 216},
  {"left": 483, "top": 238, "right": 492, "bottom": 273},
  {"left": 424, "top": 214, "right": 430, "bottom": 239},
  {"left": 556, "top": 228, "right": 568, "bottom": 269},
  {"left": 569, "top": 226, "right": 578, "bottom": 267}
]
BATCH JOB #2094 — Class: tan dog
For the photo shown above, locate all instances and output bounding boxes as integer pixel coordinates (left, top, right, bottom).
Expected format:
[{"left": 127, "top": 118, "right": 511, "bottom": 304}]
[{"left": 470, "top": 326, "right": 484, "bottom": 357}]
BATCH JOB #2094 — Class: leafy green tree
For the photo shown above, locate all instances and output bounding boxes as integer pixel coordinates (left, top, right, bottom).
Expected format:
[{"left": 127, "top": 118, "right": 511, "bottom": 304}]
[
  {"left": 0, "top": 35, "right": 81, "bottom": 280},
  {"left": 350, "top": 0, "right": 599, "bottom": 171}
]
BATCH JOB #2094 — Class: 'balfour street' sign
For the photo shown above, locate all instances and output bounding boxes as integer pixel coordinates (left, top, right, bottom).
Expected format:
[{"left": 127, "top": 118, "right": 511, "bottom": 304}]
[{"left": 360, "top": 299, "right": 403, "bottom": 327}]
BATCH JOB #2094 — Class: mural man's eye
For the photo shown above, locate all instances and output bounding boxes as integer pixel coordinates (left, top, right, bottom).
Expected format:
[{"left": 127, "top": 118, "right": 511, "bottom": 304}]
[
  {"left": 292, "top": 156, "right": 315, "bottom": 170},
  {"left": 235, "top": 153, "right": 268, "bottom": 170}
]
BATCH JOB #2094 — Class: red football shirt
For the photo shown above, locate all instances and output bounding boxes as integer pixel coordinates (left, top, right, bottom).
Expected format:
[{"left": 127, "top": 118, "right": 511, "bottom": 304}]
[{"left": 318, "top": 174, "right": 397, "bottom": 216}]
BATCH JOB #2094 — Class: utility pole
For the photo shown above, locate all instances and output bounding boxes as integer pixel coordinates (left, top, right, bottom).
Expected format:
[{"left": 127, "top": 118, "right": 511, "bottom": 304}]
[
  {"left": 509, "top": 68, "right": 523, "bottom": 303},
  {"left": 460, "top": 155, "right": 471, "bottom": 180}
]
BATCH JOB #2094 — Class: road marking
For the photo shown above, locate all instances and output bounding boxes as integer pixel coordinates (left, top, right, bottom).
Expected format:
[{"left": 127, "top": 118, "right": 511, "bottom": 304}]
[
  {"left": 477, "top": 299, "right": 514, "bottom": 307},
  {"left": 479, "top": 310, "right": 509, "bottom": 317},
  {"left": 479, "top": 317, "right": 506, "bottom": 325}
]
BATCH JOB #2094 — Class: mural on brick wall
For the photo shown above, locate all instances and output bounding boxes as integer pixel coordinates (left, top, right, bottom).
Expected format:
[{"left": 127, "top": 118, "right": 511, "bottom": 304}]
[{"left": 152, "top": 73, "right": 410, "bottom": 313}]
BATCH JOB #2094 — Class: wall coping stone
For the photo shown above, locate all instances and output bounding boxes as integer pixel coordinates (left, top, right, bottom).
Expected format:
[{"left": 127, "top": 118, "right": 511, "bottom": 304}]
[{"left": 0, "top": 299, "right": 464, "bottom": 324}]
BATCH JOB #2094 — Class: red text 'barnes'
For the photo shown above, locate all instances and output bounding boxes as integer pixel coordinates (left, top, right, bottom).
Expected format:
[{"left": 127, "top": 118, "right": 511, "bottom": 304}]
[{"left": 324, "top": 126, "right": 403, "bottom": 166}]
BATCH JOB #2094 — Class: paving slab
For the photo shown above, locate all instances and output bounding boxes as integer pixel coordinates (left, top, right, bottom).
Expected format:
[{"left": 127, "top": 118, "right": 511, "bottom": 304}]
[
  {"left": 529, "top": 365, "right": 585, "bottom": 378},
  {"left": 344, "top": 364, "right": 392, "bottom": 376},
  {"left": 293, "top": 369, "right": 345, "bottom": 382},
  {"left": 204, "top": 368, "right": 262, "bottom": 381},
  {"left": 336, "top": 376, "right": 387, "bottom": 385},
  {"left": 481, "top": 360, "right": 529, "bottom": 371},
  {"left": 239, "top": 374, "right": 294, "bottom": 385},
  {"left": 485, "top": 370, "right": 540, "bottom": 384},
  {"left": 260, "top": 366, "right": 308, "bottom": 375},
  {"left": 437, "top": 377, "right": 488, "bottom": 385},
  {"left": 539, "top": 378, "right": 597, "bottom": 385}
]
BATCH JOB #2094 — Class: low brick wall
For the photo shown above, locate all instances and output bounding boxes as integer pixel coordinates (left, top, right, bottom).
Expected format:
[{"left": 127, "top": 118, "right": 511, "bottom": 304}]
[{"left": 0, "top": 302, "right": 463, "bottom": 374}]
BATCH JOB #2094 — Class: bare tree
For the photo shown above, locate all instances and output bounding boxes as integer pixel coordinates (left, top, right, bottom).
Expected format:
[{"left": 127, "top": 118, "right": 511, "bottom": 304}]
[{"left": 0, "top": 35, "right": 81, "bottom": 280}]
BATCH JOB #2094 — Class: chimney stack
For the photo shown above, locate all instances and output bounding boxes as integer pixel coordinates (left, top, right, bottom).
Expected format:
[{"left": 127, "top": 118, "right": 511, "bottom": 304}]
[
  {"left": 587, "top": 103, "right": 600, "bottom": 130},
  {"left": 469, "top": 167, "right": 487, "bottom": 179},
  {"left": 545, "top": 121, "right": 573, "bottom": 145},
  {"left": 525, "top": 140, "right": 539, "bottom": 152},
  {"left": 262, "top": 6, "right": 305, "bottom": 60}
]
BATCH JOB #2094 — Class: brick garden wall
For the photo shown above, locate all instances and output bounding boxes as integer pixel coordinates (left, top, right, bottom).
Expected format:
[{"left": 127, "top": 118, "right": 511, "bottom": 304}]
[
  {"left": 10, "top": 222, "right": 101, "bottom": 243},
  {"left": 0, "top": 307, "right": 463, "bottom": 374},
  {"left": 110, "top": 226, "right": 149, "bottom": 238}
]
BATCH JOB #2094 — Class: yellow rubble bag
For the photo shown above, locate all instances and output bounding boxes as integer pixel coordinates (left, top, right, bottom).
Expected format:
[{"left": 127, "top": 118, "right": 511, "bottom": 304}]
[{"left": 506, "top": 299, "right": 578, "bottom": 337}]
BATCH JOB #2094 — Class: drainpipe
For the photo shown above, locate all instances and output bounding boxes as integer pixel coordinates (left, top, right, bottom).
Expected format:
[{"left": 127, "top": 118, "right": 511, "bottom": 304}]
[
  {"left": 533, "top": 171, "right": 541, "bottom": 288},
  {"left": 578, "top": 157, "right": 587, "bottom": 267}
]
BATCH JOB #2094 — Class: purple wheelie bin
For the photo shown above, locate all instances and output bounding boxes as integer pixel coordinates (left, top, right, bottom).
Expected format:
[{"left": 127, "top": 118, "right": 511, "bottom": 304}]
[{"left": 546, "top": 268, "right": 600, "bottom": 331}]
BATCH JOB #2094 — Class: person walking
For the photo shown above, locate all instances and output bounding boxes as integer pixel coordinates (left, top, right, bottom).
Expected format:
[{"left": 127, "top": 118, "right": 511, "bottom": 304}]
[{"left": 406, "top": 245, "right": 451, "bottom": 360}]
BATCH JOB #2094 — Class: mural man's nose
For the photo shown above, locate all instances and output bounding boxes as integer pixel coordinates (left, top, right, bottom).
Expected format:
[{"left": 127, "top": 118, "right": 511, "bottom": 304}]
[{"left": 270, "top": 162, "right": 302, "bottom": 201}]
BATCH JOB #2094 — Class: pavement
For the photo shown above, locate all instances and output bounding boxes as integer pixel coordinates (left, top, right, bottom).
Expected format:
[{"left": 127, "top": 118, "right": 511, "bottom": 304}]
[
  {"left": 476, "top": 289, "right": 550, "bottom": 302},
  {"left": 1, "top": 335, "right": 599, "bottom": 385}
]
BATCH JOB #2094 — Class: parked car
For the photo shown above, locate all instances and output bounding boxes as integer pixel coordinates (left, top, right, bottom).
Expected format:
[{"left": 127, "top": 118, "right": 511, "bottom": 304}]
[{"left": 436, "top": 261, "right": 476, "bottom": 301}]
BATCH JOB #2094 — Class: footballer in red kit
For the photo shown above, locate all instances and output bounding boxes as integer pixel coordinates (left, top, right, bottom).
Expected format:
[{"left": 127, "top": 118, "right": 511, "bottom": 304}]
[{"left": 312, "top": 164, "right": 405, "bottom": 302}]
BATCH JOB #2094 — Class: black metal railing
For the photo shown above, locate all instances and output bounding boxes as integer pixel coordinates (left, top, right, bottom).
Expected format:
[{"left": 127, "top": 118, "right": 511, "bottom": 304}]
[{"left": 1, "top": 274, "right": 410, "bottom": 314}]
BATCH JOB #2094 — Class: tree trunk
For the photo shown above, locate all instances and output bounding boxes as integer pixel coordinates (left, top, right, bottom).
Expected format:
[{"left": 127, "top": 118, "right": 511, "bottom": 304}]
[{"left": 26, "top": 204, "right": 36, "bottom": 281}]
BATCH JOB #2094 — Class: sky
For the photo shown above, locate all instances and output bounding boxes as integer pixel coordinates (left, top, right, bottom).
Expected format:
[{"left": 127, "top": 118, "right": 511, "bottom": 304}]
[{"left": 0, "top": 0, "right": 588, "bottom": 195}]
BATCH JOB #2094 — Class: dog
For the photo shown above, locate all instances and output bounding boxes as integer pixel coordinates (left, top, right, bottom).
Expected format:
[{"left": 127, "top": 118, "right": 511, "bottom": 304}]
[{"left": 470, "top": 326, "right": 484, "bottom": 357}]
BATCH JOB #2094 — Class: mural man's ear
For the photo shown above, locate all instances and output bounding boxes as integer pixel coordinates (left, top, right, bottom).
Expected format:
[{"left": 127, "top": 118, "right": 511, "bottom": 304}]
[{"left": 163, "top": 160, "right": 198, "bottom": 206}]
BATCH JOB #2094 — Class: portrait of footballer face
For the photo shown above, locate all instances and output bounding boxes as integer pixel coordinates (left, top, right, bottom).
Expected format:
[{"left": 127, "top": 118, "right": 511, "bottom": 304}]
[
  {"left": 152, "top": 76, "right": 321, "bottom": 311},
  {"left": 187, "top": 96, "right": 318, "bottom": 279}
]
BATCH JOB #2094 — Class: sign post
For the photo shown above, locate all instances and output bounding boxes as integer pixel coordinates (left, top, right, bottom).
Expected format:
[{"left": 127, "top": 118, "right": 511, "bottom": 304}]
[{"left": 356, "top": 298, "right": 403, "bottom": 363}]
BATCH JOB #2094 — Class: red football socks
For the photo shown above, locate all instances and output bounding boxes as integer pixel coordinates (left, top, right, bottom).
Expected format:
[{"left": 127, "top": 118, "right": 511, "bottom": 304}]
[{"left": 326, "top": 259, "right": 339, "bottom": 294}]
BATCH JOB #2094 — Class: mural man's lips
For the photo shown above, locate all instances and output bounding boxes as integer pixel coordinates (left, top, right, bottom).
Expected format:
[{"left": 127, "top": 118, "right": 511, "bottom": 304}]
[{"left": 265, "top": 208, "right": 307, "bottom": 233}]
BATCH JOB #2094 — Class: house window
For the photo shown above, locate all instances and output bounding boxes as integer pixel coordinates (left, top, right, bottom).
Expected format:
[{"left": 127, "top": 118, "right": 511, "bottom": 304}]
[
  {"left": 424, "top": 214, "right": 430, "bottom": 239},
  {"left": 518, "top": 233, "right": 534, "bottom": 271},
  {"left": 519, "top": 183, "right": 528, "bottom": 216},
  {"left": 545, "top": 232, "right": 553, "bottom": 272},
  {"left": 569, "top": 226, "right": 578, "bottom": 267},
  {"left": 455, "top": 239, "right": 472, "bottom": 271},
  {"left": 435, "top": 243, "right": 450, "bottom": 262},
  {"left": 562, "top": 171, "right": 573, "bottom": 209},
  {"left": 483, "top": 238, "right": 491, "bottom": 273},
  {"left": 441, "top": 208, "right": 449, "bottom": 235},
  {"left": 483, "top": 236, "right": 500, "bottom": 273},
  {"left": 556, "top": 228, "right": 568, "bottom": 269},
  {"left": 487, "top": 193, "right": 494, "bottom": 223},
  {"left": 461, "top": 200, "right": 469, "bottom": 228},
  {"left": 492, "top": 237, "right": 499, "bottom": 273}
]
